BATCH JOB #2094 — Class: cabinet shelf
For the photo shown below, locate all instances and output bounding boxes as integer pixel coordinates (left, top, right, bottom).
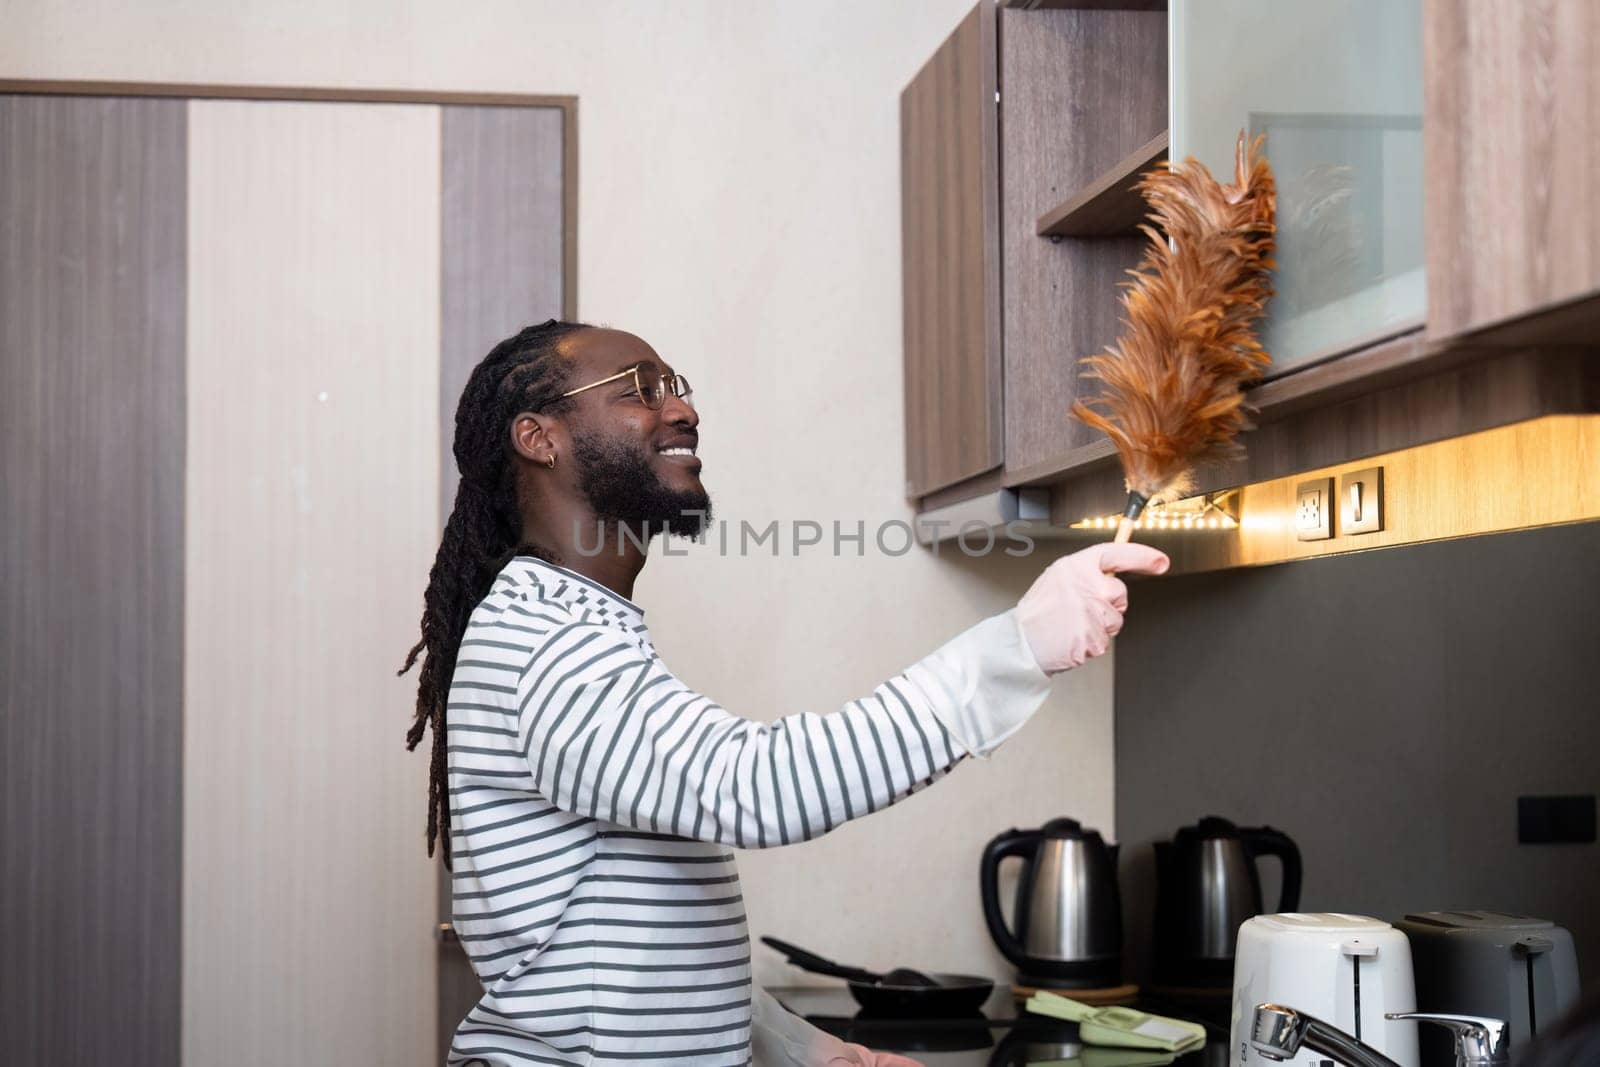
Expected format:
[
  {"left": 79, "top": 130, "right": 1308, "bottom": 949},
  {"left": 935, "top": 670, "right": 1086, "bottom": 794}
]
[{"left": 1035, "top": 130, "right": 1168, "bottom": 238}]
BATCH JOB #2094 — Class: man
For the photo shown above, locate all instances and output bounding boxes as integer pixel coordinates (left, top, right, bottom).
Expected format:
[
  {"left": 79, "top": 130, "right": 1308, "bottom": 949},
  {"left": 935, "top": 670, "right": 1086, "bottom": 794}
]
[{"left": 402, "top": 320, "right": 1169, "bottom": 1065}]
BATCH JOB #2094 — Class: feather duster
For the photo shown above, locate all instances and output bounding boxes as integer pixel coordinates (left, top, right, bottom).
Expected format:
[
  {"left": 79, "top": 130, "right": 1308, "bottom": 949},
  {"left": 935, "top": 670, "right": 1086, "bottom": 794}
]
[{"left": 1073, "top": 131, "right": 1277, "bottom": 543}]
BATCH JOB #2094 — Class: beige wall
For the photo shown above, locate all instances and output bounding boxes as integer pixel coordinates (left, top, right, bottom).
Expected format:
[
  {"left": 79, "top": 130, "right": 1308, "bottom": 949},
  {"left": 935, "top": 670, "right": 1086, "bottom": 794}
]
[{"left": 3, "top": 0, "right": 1118, "bottom": 992}]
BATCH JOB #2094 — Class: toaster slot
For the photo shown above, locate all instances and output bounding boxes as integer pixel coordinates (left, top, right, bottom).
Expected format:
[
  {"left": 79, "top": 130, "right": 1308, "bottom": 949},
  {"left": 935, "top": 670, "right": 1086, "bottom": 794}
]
[
  {"left": 1519, "top": 934, "right": 1556, "bottom": 1043},
  {"left": 1526, "top": 953, "right": 1538, "bottom": 1037},
  {"left": 1352, "top": 955, "right": 1362, "bottom": 1041}
]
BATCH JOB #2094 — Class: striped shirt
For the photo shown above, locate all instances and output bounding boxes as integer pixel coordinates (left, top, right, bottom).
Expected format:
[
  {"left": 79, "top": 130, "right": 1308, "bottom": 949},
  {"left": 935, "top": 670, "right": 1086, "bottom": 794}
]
[{"left": 445, "top": 556, "right": 1051, "bottom": 1065}]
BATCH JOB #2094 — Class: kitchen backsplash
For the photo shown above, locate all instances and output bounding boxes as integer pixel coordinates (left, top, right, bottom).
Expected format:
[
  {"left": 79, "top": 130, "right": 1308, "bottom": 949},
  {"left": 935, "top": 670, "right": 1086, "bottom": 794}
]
[{"left": 1113, "top": 519, "right": 1600, "bottom": 982}]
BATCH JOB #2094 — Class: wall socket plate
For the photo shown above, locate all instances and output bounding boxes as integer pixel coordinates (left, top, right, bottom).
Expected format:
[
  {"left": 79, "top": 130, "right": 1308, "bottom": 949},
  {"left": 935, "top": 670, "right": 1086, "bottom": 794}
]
[
  {"left": 1339, "top": 466, "right": 1385, "bottom": 535},
  {"left": 1295, "top": 477, "right": 1334, "bottom": 541}
]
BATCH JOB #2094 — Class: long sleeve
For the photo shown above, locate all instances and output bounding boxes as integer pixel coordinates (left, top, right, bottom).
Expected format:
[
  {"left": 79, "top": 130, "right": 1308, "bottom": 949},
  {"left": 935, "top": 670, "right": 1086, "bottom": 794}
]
[{"left": 513, "top": 607, "right": 1051, "bottom": 848}]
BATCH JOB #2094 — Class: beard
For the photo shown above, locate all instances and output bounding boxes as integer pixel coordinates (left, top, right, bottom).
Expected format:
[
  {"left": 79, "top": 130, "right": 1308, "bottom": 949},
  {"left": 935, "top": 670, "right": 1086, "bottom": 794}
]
[{"left": 570, "top": 427, "right": 711, "bottom": 541}]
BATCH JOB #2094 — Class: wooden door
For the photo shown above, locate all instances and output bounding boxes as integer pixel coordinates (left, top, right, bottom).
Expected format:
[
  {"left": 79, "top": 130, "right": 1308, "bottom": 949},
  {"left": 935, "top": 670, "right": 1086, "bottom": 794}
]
[{"left": 2, "top": 85, "right": 573, "bottom": 1067}]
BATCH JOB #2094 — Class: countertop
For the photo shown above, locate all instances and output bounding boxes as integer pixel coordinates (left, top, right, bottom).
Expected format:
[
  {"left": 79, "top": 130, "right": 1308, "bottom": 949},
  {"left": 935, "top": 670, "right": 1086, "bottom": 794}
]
[{"left": 770, "top": 986, "right": 1232, "bottom": 1066}]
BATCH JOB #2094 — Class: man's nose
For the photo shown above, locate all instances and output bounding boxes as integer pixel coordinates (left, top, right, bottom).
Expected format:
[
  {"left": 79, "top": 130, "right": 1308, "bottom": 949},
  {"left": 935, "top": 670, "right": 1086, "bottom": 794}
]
[{"left": 662, "top": 392, "right": 698, "bottom": 429}]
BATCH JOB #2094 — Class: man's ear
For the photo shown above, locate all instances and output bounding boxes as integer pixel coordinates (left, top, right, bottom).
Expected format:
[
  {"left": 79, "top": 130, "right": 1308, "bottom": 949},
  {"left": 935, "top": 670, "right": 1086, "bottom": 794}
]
[{"left": 510, "top": 412, "right": 562, "bottom": 469}]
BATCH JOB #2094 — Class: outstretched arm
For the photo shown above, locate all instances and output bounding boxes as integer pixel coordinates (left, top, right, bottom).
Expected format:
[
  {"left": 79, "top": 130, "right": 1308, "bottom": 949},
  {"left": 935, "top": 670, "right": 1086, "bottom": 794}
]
[{"left": 509, "top": 542, "right": 1168, "bottom": 847}]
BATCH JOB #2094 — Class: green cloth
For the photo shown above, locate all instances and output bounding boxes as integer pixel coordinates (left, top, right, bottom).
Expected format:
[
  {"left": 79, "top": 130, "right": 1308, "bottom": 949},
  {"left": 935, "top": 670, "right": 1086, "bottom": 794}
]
[{"left": 1024, "top": 992, "right": 1207, "bottom": 1055}]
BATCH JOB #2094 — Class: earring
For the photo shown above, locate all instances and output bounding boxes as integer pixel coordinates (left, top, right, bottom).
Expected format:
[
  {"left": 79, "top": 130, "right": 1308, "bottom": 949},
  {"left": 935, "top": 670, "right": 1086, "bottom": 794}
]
[{"left": 544, "top": 455, "right": 557, "bottom": 469}]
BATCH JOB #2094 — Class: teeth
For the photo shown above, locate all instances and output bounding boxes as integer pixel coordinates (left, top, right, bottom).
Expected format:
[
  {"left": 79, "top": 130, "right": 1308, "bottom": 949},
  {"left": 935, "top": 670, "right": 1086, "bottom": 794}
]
[{"left": 660, "top": 447, "right": 695, "bottom": 457}]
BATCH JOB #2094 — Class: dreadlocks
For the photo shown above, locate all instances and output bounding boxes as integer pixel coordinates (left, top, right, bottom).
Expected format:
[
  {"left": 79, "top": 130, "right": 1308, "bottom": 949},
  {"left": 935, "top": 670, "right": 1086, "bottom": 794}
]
[{"left": 399, "top": 318, "right": 590, "bottom": 864}]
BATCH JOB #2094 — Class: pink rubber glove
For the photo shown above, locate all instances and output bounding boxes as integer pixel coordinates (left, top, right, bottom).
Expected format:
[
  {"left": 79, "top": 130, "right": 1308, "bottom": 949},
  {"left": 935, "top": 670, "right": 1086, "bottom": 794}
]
[
  {"left": 1016, "top": 542, "right": 1170, "bottom": 674},
  {"left": 830, "top": 1044, "right": 923, "bottom": 1067},
  {"left": 752, "top": 988, "right": 926, "bottom": 1066}
]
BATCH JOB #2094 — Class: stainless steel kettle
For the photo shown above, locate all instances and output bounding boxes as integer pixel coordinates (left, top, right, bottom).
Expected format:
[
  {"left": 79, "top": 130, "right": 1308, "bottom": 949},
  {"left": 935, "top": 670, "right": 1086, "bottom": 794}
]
[
  {"left": 980, "top": 818, "right": 1122, "bottom": 987},
  {"left": 1152, "top": 815, "right": 1302, "bottom": 988}
]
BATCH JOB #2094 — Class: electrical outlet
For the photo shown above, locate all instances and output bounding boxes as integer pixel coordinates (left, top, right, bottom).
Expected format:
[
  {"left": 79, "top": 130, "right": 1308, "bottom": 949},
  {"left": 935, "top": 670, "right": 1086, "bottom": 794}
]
[
  {"left": 1295, "top": 478, "right": 1334, "bottom": 541},
  {"left": 1339, "top": 467, "right": 1384, "bottom": 535}
]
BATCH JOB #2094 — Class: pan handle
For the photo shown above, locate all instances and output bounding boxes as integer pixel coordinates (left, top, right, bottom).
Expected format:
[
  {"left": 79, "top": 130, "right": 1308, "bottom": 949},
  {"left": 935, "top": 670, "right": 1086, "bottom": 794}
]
[{"left": 760, "top": 936, "right": 882, "bottom": 985}]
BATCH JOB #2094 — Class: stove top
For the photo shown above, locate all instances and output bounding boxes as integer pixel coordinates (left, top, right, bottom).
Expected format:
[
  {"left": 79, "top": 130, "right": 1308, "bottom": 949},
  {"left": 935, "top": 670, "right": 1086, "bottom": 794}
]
[{"left": 769, "top": 986, "right": 1231, "bottom": 1067}]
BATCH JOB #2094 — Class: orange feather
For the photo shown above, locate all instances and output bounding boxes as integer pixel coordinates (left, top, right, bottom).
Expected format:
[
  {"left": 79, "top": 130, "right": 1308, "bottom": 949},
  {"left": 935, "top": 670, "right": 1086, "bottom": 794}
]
[{"left": 1073, "top": 131, "right": 1277, "bottom": 517}]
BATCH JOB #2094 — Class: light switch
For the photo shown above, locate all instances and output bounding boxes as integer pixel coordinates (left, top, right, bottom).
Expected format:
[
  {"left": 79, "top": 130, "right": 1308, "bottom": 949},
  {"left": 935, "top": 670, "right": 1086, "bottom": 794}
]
[
  {"left": 1295, "top": 477, "right": 1334, "bottom": 541},
  {"left": 1339, "top": 467, "right": 1384, "bottom": 535}
]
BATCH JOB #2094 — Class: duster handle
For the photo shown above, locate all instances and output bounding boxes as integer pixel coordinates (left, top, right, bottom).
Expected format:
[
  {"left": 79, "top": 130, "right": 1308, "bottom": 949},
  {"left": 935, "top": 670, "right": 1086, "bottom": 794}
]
[{"left": 1113, "top": 491, "right": 1148, "bottom": 544}]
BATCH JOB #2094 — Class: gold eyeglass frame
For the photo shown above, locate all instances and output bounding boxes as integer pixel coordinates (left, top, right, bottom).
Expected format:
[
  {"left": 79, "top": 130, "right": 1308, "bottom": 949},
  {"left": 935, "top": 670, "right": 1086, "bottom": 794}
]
[{"left": 560, "top": 363, "right": 693, "bottom": 410}]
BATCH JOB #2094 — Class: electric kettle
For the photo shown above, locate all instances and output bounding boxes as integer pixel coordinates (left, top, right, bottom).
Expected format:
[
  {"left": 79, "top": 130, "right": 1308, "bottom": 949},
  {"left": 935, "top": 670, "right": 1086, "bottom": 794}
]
[
  {"left": 980, "top": 818, "right": 1122, "bottom": 987},
  {"left": 1153, "top": 815, "right": 1302, "bottom": 988}
]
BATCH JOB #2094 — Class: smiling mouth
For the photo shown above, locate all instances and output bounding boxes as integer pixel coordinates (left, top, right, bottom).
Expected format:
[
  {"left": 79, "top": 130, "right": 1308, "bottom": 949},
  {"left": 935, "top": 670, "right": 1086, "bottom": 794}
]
[{"left": 656, "top": 444, "right": 702, "bottom": 469}]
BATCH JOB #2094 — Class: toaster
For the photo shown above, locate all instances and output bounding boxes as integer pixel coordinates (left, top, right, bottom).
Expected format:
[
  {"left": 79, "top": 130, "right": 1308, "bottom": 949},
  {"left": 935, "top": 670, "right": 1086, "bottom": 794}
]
[
  {"left": 1396, "top": 910, "right": 1582, "bottom": 1065},
  {"left": 1229, "top": 913, "right": 1419, "bottom": 1066}
]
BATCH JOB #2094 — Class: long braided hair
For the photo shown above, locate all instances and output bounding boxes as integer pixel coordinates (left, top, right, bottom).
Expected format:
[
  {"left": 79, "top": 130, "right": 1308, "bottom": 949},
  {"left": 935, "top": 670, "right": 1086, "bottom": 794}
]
[{"left": 400, "top": 318, "right": 590, "bottom": 864}]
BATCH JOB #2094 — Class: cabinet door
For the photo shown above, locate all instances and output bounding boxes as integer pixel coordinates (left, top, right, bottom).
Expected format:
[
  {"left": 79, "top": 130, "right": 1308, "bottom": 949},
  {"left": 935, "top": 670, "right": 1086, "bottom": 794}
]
[
  {"left": 1172, "top": 0, "right": 1426, "bottom": 373},
  {"left": 901, "top": 0, "right": 1003, "bottom": 499},
  {"left": 1425, "top": 0, "right": 1600, "bottom": 342}
]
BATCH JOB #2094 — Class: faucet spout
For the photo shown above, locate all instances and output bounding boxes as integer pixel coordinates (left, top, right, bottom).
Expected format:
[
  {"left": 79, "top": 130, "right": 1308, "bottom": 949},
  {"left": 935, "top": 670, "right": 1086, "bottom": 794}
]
[{"left": 1251, "top": 1004, "right": 1404, "bottom": 1067}]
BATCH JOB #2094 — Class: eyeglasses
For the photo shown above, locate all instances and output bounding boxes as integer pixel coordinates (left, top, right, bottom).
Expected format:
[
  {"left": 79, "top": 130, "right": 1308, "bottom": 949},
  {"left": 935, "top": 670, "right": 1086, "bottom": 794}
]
[{"left": 561, "top": 362, "right": 693, "bottom": 410}]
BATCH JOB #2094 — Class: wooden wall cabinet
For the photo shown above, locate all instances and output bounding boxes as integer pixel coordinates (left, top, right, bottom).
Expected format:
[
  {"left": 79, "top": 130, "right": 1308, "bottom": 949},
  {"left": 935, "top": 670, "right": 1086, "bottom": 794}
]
[
  {"left": 902, "top": 0, "right": 1600, "bottom": 533},
  {"left": 899, "top": 1, "right": 1165, "bottom": 507}
]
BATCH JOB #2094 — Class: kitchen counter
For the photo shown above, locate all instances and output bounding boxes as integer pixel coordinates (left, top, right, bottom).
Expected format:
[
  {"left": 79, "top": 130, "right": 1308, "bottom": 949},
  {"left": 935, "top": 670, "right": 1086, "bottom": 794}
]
[{"left": 770, "top": 986, "right": 1231, "bottom": 1066}]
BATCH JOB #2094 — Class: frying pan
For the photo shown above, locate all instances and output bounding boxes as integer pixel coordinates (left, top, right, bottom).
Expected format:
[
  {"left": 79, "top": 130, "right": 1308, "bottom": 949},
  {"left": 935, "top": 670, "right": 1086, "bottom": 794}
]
[{"left": 761, "top": 936, "right": 993, "bottom": 1016}]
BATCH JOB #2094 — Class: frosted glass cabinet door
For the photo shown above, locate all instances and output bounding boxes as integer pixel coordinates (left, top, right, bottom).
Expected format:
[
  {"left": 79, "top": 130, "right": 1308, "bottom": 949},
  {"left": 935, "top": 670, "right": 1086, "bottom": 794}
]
[{"left": 1171, "top": 0, "right": 1425, "bottom": 372}]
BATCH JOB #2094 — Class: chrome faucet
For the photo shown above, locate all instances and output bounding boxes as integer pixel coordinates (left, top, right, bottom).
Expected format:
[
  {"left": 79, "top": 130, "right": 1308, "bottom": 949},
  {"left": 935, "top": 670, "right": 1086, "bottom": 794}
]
[{"left": 1252, "top": 1003, "right": 1508, "bottom": 1067}]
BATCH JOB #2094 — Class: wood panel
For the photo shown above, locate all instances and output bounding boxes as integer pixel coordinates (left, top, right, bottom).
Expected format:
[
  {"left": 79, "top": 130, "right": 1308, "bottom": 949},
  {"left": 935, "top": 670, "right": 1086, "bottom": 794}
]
[
  {"left": 1425, "top": 0, "right": 1600, "bottom": 341},
  {"left": 1162, "top": 415, "right": 1600, "bottom": 573},
  {"left": 184, "top": 99, "right": 440, "bottom": 1067},
  {"left": 436, "top": 103, "right": 569, "bottom": 1059},
  {"left": 0, "top": 93, "right": 186, "bottom": 1067},
  {"left": 1006, "top": 0, "right": 1167, "bottom": 9},
  {"left": 1000, "top": 6, "right": 1167, "bottom": 476},
  {"left": 900, "top": 0, "right": 1003, "bottom": 497},
  {"left": 439, "top": 105, "right": 566, "bottom": 516}
]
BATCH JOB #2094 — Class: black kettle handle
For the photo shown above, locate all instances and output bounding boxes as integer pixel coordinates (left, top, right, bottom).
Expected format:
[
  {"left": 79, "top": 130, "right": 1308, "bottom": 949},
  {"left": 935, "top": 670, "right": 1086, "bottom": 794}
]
[
  {"left": 1242, "top": 826, "right": 1302, "bottom": 912},
  {"left": 980, "top": 828, "right": 1040, "bottom": 969}
]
